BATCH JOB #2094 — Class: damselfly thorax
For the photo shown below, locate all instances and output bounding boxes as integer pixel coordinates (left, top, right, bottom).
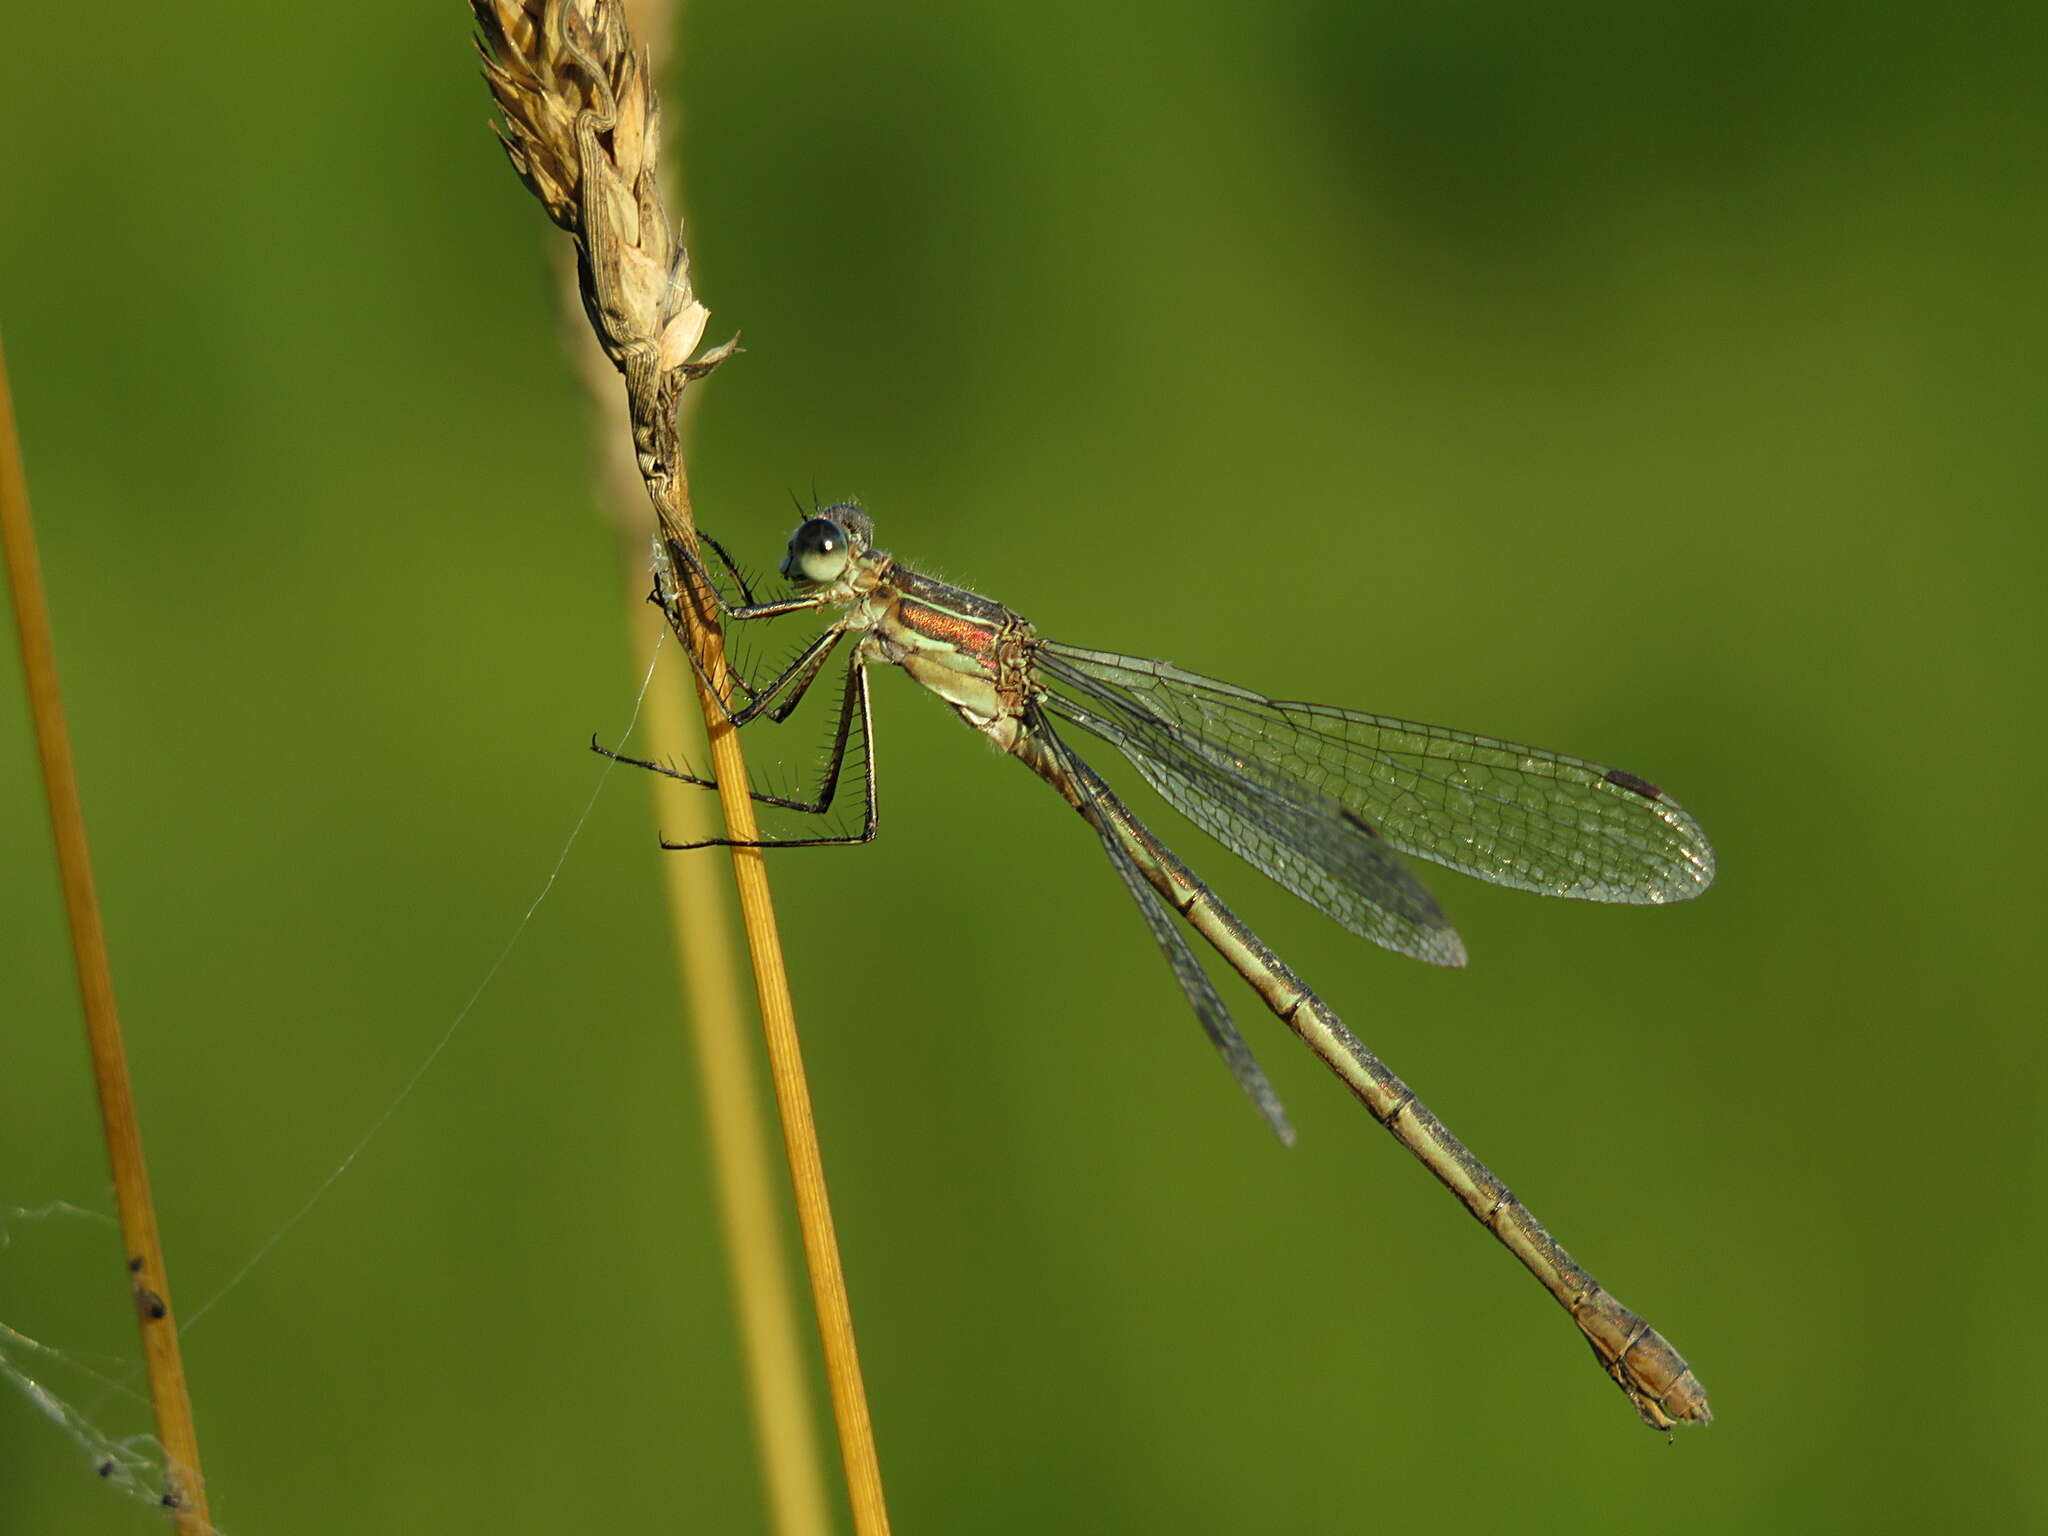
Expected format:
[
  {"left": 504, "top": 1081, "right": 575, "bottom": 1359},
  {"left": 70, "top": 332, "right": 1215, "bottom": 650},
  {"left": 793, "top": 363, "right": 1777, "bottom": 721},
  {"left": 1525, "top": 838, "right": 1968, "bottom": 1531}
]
[{"left": 866, "top": 568, "right": 1041, "bottom": 750}]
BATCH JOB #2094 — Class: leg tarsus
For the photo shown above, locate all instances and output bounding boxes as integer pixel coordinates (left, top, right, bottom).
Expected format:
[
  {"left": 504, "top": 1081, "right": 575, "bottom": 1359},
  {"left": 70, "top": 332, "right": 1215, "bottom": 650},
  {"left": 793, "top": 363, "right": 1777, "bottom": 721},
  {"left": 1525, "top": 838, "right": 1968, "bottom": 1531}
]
[{"left": 592, "top": 736, "right": 715, "bottom": 787}]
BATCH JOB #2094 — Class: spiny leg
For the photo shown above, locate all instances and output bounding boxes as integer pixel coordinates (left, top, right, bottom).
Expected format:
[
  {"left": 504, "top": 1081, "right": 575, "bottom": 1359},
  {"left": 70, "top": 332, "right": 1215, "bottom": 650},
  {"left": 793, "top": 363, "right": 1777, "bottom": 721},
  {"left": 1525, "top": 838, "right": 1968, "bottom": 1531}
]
[
  {"left": 662, "top": 598, "right": 850, "bottom": 731},
  {"left": 657, "top": 654, "right": 878, "bottom": 850},
  {"left": 658, "top": 533, "right": 829, "bottom": 626},
  {"left": 725, "top": 626, "right": 849, "bottom": 729},
  {"left": 653, "top": 537, "right": 839, "bottom": 718},
  {"left": 594, "top": 740, "right": 849, "bottom": 816},
  {"left": 695, "top": 528, "right": 761, "bottom": 608},
  {"left": 594, "top": 626, "right": 849, "bottom": 803}
]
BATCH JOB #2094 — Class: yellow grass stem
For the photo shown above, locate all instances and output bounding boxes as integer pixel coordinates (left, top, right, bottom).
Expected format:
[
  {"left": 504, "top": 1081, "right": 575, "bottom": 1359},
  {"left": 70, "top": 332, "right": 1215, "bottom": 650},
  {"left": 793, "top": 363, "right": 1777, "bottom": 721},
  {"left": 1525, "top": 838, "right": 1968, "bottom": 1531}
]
[
  {"left": 621, "top": 560, "right": 841, "bottom": 1536},
  {"left": 0, "top": 338, "right": 213, "bottom": 1531},
  {"left": 656, "top": 464, "right": 893, "bottom": 1536},
  {"left": 474, "top": 3, "right": 890, "bottom": 1528},
  {"left": 568, "top": 249, "right": 835, "bottom": 1536}
]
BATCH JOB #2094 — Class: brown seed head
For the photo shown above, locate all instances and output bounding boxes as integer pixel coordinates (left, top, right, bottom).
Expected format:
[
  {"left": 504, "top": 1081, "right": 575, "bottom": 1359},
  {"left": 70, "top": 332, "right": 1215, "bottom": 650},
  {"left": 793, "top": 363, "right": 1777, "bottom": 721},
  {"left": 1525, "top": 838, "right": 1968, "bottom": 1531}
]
[{"left": 472, "top": 0, "right": 717, "bottom": 404}]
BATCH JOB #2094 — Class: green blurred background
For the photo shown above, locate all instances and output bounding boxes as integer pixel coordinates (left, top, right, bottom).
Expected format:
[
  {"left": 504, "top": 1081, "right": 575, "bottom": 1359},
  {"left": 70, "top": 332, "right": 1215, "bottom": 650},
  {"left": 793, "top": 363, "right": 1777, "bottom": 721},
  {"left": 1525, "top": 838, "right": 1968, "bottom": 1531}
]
[{"left": 4, "top": 2, "right": 2042, "bottom": 1531}]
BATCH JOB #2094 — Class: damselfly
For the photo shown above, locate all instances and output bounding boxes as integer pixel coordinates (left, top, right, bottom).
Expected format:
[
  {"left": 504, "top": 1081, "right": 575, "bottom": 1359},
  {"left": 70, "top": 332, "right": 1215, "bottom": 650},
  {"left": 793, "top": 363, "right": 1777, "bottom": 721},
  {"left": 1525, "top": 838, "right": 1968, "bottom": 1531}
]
[{"left": 613, "top": 504, "right": 1716, "bottom": 1429}]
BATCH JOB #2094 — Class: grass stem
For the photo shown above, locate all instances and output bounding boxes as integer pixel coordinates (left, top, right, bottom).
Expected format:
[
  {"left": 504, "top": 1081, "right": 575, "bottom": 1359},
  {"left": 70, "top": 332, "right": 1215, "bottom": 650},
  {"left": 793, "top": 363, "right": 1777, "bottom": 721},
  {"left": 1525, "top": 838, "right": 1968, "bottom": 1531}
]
[
  {"left": 0, "top": 336, "right": 213, "bottom": 1530},
  {"left": 473, "top": 4, "right": 891, "bottom": 1528}
]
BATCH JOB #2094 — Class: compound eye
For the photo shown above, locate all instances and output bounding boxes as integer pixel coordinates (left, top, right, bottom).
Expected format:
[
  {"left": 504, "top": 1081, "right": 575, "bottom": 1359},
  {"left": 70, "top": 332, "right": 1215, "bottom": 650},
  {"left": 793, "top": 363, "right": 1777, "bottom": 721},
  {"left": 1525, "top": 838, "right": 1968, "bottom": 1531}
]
[{"left": 782, "top": 517, "right": 851, "bottom": 584}]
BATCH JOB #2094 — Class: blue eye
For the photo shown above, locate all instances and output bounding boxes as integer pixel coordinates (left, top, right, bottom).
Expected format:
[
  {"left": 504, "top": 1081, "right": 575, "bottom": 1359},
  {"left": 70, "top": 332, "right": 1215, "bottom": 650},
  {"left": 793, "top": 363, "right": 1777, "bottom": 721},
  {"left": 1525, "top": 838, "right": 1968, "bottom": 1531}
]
[
  {"left": 781, "top": 518, "right": 852, "bottom": 584},
  {"left": 794, "top": 519, "right": 842, "bottom": 557}
]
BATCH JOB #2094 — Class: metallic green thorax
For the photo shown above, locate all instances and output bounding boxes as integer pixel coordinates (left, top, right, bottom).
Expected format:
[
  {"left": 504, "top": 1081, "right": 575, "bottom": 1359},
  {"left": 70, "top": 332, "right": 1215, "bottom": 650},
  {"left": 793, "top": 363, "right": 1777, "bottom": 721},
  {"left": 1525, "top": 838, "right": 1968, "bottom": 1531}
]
[{"left": 850, "top": 557, "right": 1040, "bottom": 751}]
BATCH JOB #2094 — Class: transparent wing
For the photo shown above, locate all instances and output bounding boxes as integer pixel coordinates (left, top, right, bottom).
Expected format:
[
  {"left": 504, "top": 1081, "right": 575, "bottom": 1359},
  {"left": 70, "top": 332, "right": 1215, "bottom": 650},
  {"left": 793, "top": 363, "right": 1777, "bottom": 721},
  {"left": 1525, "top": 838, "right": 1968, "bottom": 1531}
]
[
  {"left": 1041, "top": 643, "right": 1715, "bottom": 907},
  {"left": 1041, "top": 655, "right": 1468, "bottom": 967},
  {"left": 1047, "top": 728, "right": 1295, "bottom": 1143}
]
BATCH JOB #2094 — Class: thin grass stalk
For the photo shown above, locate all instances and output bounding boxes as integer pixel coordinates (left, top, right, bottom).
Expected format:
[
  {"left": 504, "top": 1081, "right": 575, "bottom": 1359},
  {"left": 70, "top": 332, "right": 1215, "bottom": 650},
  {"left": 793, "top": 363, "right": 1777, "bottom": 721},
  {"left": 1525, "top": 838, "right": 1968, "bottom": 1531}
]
[
  {"left": 565, "top": 182, "right": 834, "bottom": 1536},
  {"left": 471, "top": 4, "right": 890, "bottom": 1529},
  {"left": 615, "top": 557, "right": 838, "bottom": 1536},
  {"left": 0, "top": 339, "right": 213, "bottom": 1531},
  {"left": 657, "top": 461, "right": 893, "bottom": 1536}
]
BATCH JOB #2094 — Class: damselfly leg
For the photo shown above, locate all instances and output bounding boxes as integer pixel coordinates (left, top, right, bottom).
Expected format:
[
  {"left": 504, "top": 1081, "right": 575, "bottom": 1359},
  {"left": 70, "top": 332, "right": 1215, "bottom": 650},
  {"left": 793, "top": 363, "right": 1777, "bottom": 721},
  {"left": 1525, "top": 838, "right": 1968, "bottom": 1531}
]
[{"left": 597, "top": 532, "right": 879, "bottom": 848}]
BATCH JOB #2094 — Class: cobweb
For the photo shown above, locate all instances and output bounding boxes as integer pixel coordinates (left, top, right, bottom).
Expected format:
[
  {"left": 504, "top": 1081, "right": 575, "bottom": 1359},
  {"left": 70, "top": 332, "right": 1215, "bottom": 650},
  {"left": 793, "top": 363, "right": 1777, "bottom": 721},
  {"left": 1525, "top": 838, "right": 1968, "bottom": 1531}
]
[
  {"left": 1, "top": 635, "right": 670, "bottom": 1531},
  {"left": 1, "top": 1206, "right": 186, "bottom": 1521}
]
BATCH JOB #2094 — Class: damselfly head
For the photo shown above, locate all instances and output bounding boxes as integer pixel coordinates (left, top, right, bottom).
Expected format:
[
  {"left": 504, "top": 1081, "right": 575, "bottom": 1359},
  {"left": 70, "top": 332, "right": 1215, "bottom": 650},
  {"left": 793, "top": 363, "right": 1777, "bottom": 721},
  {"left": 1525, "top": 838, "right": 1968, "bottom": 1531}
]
[{"left": 780, "top": 502, "right": 873, "bottom": 585}]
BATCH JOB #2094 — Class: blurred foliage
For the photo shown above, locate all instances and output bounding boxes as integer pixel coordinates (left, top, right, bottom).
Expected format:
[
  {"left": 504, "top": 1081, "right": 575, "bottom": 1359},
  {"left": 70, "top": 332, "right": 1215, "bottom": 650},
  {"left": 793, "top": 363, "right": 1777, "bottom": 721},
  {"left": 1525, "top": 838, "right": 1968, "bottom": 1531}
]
[{"left": 3, "top": 2, "right": 2042, "bottom": 1531}]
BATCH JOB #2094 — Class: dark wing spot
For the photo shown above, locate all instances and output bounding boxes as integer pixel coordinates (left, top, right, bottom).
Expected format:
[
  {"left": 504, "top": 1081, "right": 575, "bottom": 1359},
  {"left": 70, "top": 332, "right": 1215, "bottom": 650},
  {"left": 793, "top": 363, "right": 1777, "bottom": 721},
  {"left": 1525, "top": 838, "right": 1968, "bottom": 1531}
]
[
  {"left": 1604, "top": 768, "right": 1664, "bottom": 801},
  {"left": 1339, "top": 807, "right": 1382, "bottom": 839}
]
